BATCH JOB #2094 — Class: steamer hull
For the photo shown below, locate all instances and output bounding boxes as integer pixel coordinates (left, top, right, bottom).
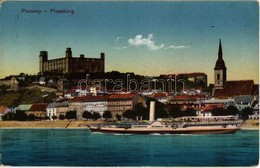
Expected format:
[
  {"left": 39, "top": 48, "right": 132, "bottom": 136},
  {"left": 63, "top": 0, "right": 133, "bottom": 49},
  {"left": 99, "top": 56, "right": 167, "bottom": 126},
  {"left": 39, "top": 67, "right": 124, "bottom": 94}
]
[
  {"left": 88, "top": 128, "right": 240, "bottom": 134},
  {"left": 87, "top": 122, "right": 241, "bottom": 135}
]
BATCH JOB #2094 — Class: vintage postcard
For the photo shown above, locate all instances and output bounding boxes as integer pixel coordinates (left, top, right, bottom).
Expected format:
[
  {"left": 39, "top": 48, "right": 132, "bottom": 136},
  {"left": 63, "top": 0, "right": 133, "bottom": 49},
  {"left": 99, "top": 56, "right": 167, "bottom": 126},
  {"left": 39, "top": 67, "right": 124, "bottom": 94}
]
[{"left": 0, "top": 0, "right": 259, "bottom": 167}]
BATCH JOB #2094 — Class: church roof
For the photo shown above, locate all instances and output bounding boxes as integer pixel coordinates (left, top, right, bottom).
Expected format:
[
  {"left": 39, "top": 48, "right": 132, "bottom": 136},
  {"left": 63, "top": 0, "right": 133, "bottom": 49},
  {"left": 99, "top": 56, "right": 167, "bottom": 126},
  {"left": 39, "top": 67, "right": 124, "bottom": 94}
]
[
  {"left": 214, "top": 80, "right": 256, "bottom": 98},
  {"left": 214, "top": 59, "right": 226, "bottom": 69},
  {"left": 214, "top": 39, "right": 226, "bottom": 70}
]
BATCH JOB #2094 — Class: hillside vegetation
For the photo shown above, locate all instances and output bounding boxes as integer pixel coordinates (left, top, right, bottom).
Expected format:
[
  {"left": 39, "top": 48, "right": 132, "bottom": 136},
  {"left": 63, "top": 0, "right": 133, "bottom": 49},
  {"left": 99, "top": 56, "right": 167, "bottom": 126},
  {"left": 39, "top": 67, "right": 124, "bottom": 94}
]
[{"left": 0, "top": 89, "right": 56, "bottom": 107}]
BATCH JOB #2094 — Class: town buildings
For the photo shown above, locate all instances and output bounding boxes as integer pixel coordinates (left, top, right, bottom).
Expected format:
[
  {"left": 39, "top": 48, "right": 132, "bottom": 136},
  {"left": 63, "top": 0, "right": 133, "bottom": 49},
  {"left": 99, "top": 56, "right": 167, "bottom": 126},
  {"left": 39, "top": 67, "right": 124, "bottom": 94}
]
[
  {"left": 27, "top": 104, "right": 48, "bottom": 118},
  {"left": 107, "top": 94, "right": 143, "bottom": 117},
  {"left": 39, "top": 48, "right": 105, "bottom": 75}
]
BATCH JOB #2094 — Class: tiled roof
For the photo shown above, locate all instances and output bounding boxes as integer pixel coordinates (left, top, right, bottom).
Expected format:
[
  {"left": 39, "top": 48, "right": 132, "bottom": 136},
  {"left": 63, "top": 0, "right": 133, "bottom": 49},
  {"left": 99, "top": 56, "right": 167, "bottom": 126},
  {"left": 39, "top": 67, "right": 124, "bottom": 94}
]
[
  {"left": 173, "top": 95, "right": 205, "bottom": 100},
  {"left": 70, "top": 96, "right": 109, "bottom": 102},
  {"left": 16, "top": 104, "right": 32, "bottom": 111},
  {"left": 108, "top": 93, "right": 137, "bottom": 100},
  {"left": 0, "top": 106, "right": 8, "bottom": 113},
  {"left": 251, "top": 84, "right": 259, "bottom": 95},
  {"left": 29, "top": 104, "right": 48, "bottom": 111},
  {"left": 47, "top": 101, "right": 69, "bottom": 108},
  {"left": 202, "top": 104, "right": 224, "bottom": 112},
  {"left": 214, "top": 80, "right": 255, "bottom": 98},
  {"left": 151, "top": 93, "right": 168, "bottom": 98}
]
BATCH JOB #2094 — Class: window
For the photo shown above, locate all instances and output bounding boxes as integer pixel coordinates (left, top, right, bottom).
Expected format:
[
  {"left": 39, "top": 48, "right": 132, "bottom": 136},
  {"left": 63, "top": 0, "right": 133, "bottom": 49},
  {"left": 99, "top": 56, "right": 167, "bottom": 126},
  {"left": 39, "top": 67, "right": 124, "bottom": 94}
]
[{"left": 217, "top": 73, "right": 220, "bottom": 80}]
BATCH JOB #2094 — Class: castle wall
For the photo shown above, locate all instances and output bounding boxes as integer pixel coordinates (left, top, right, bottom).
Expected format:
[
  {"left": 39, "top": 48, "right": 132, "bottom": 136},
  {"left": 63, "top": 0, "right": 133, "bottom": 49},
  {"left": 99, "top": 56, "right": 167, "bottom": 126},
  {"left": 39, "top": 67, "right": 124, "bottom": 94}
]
[{"left": 39, "top": 48, "right": 105, "bottom": 75}]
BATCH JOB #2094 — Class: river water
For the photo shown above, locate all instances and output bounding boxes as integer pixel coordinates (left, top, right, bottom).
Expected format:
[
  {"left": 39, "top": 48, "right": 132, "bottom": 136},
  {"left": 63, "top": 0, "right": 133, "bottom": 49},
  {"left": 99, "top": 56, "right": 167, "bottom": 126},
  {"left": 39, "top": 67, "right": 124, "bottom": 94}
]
[{"left": 0, "top": 129, "right": 258, "bottom": 166}]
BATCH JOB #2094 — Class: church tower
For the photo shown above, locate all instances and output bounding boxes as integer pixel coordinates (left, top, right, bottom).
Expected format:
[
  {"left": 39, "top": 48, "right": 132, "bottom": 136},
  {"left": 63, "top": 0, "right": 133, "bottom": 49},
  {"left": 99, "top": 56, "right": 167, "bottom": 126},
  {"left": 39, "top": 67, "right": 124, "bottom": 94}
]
[{"left": 214, "top": 39, "right": 227, "bottom": 89}]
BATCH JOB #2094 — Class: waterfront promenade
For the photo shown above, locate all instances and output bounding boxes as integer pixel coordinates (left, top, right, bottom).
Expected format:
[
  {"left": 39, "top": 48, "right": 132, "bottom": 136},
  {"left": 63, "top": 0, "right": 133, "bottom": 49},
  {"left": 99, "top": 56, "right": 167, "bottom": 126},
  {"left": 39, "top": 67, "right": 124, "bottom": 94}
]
[
  {"left": 0, "top": 120, "right": 258, "bottom": 130},
  {"left": 0, "top": 120, "right": 103, "bottom": 129}
]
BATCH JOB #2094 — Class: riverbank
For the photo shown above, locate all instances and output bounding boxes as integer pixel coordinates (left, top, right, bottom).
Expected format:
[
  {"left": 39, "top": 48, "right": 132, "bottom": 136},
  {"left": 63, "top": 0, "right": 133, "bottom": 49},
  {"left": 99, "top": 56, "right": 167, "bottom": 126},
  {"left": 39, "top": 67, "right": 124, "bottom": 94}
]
[
  {"left": 0, "top": 120, "right": 258, "bottom": 130},
  {"left": 0, "top": 120, "right": 104, "bottom": 129},
  {"left": 240, "top": 119, "right": 259, "bottom": 130}
]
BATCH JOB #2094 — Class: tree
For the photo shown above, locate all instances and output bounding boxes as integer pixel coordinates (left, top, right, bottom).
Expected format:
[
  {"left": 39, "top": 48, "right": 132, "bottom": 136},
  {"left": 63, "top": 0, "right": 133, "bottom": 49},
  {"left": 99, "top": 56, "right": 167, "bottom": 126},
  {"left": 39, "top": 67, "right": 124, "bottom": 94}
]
[
  {"left": 122, "top": 109, "right": 136, "bottom": 120},
  {"left": 212, "top": 108, "right": 225, "bottom": 116},
  {"left": 155, "top": 101, "right": 169, "bottom": 119},
  {"left": 59, "top": 114, "right": 65, "bottom": 120},
  {"left": 52, "top": 115, "right": 58, "bottom": 120},
  {"left": 116, "top": 114, "right": 122, "bottom": 121},
  {"left": 1, "top": 112, "right": 14, "bottom": 121},
  {"left": 240, "top": 107, "right": 254, "bottom": 121},
  {"left": 225, "top": 105, "right": 239, "bottom": 116},
  {"left": 27, "top": 114, "right": 37, "bottom": 121},
  {"left": 168, "top": 106, "right": 182, "bottom": 118},
  {"left": 103, "top": 111, "right": 112, "bottom": 120},
  {"left": 13, "top": 110, "right": 27, "bottom": 121},
  {"left": 92, "top": 112, "right": 101, "bottom": 120},
  {"left": 134, "top": 102, "right": 149, "bottom": 120},
  {"left": 44, "top": 116, "right": 50, "bottom": 120},
  {"left": 65, "top": 110, "right": 77, "bottom": 120},
  {"left": 182, "top": 108, "right": 196, "bottom": 117},
  {"left": 82, "top": 111, "right": 93, "bottom": 120}
]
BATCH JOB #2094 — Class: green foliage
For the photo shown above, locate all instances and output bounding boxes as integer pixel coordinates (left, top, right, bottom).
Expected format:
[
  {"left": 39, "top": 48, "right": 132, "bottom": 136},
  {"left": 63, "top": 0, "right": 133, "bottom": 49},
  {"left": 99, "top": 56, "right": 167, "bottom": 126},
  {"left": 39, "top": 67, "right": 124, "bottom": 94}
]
[
  {"left": 122, "top": 109, "right": 136, "bottom": 120},
  {"left": 52, "top": 115, "right": 58, "bottom": 120},
  {"left": 2, "top": 112, "right": 14, "bottom": 121},
  {"left": 134, "top": 102, "right": 149, "bottom": 120},
  {"left": 212, "top": 108, "right": 225, "bottom": 116},
  {"left": 102, "top": 111, "right": 112, "bottom": 119},
  {"left": 225, "top": 105, "right": 239, "bottom": 115},
  {"left": 0, "top": 91, "right": 21, "bottom": 107},
  {"left": 116, "top": 114, "right": 122, "bottom": 121},
  {"left": 182, "top": 108, "right": 196, "bottom": 116},
  {"left": 65, "top": 111, "right": 77, "bottom": 120},
  {"left": 0, "top": 89, "right": 57, "bottom": 107},
  {"left": 13, "top": 110, "right": 27, "bottom": 121},
  {"left": 212, "top": 106, "right": 239, "bottom": 116},
  {"left": 92, "top": 112, "right": 101, "bottom": 120},
  {"left": 240, "top": 107, "right": 254, "bottom": 120},
  {"left": 82, "top": 111, "right": 93, "bottom": 119},
  {"left": 59, "top": 114, "right": 65, "bottom": 120},
  {"left": 27, "top": 114, "right": 37, "bottom": 121},
  {"left": 168, "top": 106, "right": 182, "bottom": 118}
]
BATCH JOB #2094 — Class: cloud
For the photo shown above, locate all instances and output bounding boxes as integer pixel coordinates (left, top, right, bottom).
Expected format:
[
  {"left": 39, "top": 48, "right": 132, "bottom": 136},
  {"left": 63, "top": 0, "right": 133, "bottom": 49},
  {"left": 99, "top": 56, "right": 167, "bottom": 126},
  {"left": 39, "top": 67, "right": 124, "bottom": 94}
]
[
  {"left": 128, "top": 34, "right": 164, "bottom": 50},
  {"left": 113, "top": 46, "right": 127, "bottom": 50},
  {"left": 165, "top": 45, "right": 191, "bottom": 50},
  {"left": 115, "top": 36, "right": 123, "bottom": 43}
]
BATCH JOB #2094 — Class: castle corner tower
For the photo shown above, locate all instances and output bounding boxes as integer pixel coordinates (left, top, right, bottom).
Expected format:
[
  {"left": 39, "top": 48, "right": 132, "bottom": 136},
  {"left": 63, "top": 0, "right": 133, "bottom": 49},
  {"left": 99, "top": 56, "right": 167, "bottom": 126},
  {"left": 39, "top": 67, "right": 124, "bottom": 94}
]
[{"left": 214, "top": 39, "right": 227, "bottom": 89}]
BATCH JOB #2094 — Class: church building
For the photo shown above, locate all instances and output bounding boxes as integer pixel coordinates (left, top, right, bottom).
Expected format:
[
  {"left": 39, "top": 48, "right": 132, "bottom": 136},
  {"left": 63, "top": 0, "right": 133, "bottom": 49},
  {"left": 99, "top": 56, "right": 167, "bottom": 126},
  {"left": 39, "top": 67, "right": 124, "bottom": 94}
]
[{"left": 213, "top": 39, "right": 258, "bottom": 98}]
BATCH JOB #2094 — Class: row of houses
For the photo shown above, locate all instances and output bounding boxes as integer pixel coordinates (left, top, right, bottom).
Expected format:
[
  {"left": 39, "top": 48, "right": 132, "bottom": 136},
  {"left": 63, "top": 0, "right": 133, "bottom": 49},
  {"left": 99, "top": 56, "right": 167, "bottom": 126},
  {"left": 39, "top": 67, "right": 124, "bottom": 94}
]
[
  {"left": 3, "top": 93, "right": 143, "bottom": 120},
  {"left": 1, "top": 92, "right": 259, "bottom": 121}
]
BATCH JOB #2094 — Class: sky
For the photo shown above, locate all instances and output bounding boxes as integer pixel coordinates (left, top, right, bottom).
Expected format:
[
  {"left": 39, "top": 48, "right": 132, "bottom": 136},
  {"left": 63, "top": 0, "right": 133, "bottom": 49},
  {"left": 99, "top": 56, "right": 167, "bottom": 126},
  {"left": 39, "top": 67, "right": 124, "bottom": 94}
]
[{"left": 0, "top": 1, "right": 259, "bottom": 84}]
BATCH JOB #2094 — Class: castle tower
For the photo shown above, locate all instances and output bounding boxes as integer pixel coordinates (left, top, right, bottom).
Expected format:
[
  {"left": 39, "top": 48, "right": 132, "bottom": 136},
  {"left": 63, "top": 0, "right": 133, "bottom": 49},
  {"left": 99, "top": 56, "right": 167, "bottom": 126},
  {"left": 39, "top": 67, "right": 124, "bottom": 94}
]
[
  {"left": 39, "top": 51, "right": 48, "bottom": 75},
  {"left": 214, "top": 39, "right": 227, "bottom": 89},
  {"left": 65, "top": 48, "right": 72, "bottom": 58}
]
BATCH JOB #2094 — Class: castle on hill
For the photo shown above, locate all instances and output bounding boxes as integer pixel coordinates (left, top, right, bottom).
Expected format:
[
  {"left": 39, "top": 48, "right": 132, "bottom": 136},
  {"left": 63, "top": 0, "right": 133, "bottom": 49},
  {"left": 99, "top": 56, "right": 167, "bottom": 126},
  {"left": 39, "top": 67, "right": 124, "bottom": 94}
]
[{"left": 39, "top": 48, "right": 105, "bottom": 75}]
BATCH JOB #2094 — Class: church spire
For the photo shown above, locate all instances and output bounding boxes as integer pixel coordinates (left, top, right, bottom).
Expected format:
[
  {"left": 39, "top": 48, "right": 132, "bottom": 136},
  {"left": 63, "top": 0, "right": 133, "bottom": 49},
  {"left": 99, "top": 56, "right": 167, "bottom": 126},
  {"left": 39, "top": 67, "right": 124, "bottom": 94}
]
[{"left": 218, "top": 39, "right": 223, "bottom": 59}]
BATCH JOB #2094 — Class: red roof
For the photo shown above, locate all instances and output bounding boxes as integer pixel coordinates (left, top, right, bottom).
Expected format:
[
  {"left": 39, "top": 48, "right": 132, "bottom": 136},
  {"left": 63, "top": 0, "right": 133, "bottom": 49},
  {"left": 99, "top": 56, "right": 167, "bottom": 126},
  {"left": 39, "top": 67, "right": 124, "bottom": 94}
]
[
  {"left": 151, "top": 93, "right": 168, "bottom": 98},
  {"left": 202, "top": 104, "right": 224, "bottom": 112},
  {"left": 29, "top": 104, "right": 48, "bottom": 111},
  {"left": 0, "top": 106, "right": 7, "bottom": 113},
  {"left": 161, "top": 72, "right": 207, "bottom": 78},
  {"left": 251, "top": 84, "right": 259, "bottom": 95},
  {"left": 214, "top": 80, "right": 255, "bottom": 98},
  {"left": 70, "top": 96, "right": 109, "bottom": 102},
  {"left": 173, "top": 95, "right": 205, "bottom": 100},
  {"left": 108, "top": 93, "right": 137, "bottom": 100}
]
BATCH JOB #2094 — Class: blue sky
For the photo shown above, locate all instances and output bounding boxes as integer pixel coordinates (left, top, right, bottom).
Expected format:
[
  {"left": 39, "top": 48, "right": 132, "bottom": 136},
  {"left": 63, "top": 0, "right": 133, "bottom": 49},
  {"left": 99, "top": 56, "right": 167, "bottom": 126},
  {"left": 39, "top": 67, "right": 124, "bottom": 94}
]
[{"left": 0, "top": 1, "right": 258, "bottom": 84}]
